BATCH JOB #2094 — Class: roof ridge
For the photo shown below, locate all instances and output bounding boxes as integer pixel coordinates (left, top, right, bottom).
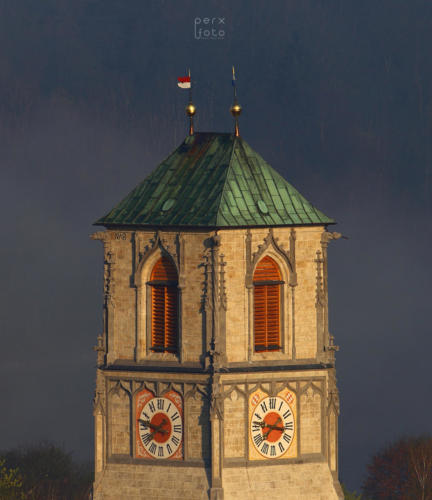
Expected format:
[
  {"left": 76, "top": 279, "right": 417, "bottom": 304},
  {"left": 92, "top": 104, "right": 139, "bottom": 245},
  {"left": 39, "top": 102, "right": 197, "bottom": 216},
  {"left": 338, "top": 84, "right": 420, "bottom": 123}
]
[{"left": 214, "top": 135, "right": 239, "bottom": 227}]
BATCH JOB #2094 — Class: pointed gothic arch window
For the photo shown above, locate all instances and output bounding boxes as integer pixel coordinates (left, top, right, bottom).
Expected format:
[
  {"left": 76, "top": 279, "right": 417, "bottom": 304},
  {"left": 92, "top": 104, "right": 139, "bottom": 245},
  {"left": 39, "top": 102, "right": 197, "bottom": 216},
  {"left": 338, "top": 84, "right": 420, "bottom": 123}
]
[
  {"left": 253, "top": 256, "right": 282, "bottom": 352},
  {"left": 149, "top": 256, "right": 178, "bottom": 353}
]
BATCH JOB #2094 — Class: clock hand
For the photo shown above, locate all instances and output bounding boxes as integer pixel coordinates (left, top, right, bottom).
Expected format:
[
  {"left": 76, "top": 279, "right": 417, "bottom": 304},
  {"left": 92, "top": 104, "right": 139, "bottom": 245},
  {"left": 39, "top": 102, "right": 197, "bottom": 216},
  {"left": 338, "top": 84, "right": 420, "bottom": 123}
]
[
  {"left": 139, "top": 419, "right": 154, "bottom": 429},
  {"left": 139, "top": 419, "right": 168, "bottom": 435},
  {"left": 265, "top": 424, "right": 285, "bottom": 432},
  {"left": 261, "top": 417, "right": 285, "bottom": 438},
  {"left": 155, "top": 418, "right": 169, "bottom": 434}
]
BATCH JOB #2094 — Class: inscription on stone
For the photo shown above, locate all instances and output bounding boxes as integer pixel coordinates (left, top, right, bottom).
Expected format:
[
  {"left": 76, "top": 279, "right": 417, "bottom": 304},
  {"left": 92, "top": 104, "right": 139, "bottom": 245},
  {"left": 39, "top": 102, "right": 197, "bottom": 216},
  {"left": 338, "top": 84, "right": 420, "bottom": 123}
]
[{"left": 113, "top": 232, "right": 126, "bottom": 240}]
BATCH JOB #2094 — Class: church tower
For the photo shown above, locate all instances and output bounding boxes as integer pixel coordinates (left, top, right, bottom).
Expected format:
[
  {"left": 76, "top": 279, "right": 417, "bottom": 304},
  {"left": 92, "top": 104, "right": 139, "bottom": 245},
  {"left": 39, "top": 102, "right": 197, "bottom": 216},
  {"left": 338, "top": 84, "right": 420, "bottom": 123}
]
[{"left": 91, "top": 105, "right": 343, "bottom": 499}]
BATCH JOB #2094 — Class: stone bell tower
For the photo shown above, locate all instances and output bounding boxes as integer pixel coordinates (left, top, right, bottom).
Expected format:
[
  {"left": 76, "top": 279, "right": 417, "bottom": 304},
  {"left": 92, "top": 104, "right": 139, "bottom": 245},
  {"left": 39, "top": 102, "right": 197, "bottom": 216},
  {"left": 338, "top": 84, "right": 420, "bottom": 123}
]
[{"left": 91, "top": 98, "right": 343, "bottom": 499}]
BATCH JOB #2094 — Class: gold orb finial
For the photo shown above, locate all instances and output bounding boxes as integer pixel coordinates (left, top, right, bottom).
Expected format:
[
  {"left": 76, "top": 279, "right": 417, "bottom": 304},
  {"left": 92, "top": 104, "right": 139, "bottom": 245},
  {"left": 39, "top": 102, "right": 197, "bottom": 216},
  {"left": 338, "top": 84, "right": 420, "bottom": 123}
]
[
  {"left": 230, "top": 102, "right": 242, "bottom": 117},
  {"left": 230, "top": 101, "right": 241, "bottom": 137},
  {"left": 186, "top": 103, "right": 196, "bottom": 117},
  {"left": 186, "top": 102, "right": 196, "bottom": 135}
]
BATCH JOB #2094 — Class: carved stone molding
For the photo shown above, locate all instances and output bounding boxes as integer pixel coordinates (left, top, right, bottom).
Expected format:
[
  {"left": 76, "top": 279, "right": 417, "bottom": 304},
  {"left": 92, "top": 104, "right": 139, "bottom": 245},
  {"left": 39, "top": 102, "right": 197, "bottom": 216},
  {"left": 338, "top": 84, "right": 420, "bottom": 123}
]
[
  {"left": 327, "top": 369, "right": 340, "bottom": 415},
  {"left": 90, "top": 232, "right": 116, "bottom": 302},
  {"left": 289, "top": 228, "right": 298, "bottom": 286},
  {"left": 108, "top": 378, "right": 212, "bottom": 400},
  {"left": 203, "top": 233, "right": 228, "bottom": 370},
  {"left": 326, "top": 334, "right": 340, "bottom": 362},
  {"left": 320, "top": 231, "right": 343, "bottom": 363},
  {"left": 178, "top": 234, "right": 186, "bottom": 290},
  {"left": 90, "top": 231, "right": 108, "bottom": 243},
  {"left": 245, "top": 228, "right": 295, "bottom": 288},
  {"left": 245, "top": 228, "right": 297, "bottom": 360},
  {"left": 315, "top": 250, "right": 325, "bottom": 307},
  {"left": 93, "top": 369, "right": 106, "bottom": 416},
  {"left": 94, "top": 334, "right": 105, "bottom": 366},
  {"left": 321, "top": 231, "right": 342, "bottom": 247},
  {"left": 221, "top": 384, "right": 246, "bottom": 400},
  {"left": 299, "top": 380, "right": 323, "bottom": 397},
  {"left": 91, "top": 232, "right": 115, "bottom": 365},
  {"left": 133, "top": 231, "right": 179, "bottom": 286},
  {"left": 210, "top": 372, "right": 224, "bottom": 421},
  {"left": 219, "top": 253, "right": 227, "bottom": 312},
  {"left": 184, "top": 383, "right": 208, "bottom": 401},
  {"left": 109, "top": 379, "right": 132, "bottom": 396},
  {"left": 132, "top": 380, "right": 157, "bottom": 396}
]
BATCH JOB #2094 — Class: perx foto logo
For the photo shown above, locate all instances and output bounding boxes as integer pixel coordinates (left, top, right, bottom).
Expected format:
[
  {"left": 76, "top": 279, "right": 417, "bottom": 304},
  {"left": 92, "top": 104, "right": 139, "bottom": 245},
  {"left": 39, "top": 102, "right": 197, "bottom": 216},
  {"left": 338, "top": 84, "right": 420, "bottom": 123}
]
[{"left": 194, "top": 17, "right": 225, "bottom": 40}]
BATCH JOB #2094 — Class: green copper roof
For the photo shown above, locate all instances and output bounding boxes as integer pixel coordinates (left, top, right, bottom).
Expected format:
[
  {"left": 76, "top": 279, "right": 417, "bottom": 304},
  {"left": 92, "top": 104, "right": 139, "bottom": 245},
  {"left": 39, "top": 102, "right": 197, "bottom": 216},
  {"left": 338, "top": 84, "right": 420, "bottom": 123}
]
[{"left": 95, "top": 132, "right": 335, "bottom": 228}]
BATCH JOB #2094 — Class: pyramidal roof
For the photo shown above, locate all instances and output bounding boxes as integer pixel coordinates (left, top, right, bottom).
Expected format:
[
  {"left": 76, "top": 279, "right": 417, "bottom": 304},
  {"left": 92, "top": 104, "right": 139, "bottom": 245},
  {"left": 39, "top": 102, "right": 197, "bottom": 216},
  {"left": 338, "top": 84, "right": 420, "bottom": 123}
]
[{"left": 95, "top": 132, "right": 335, "bottom": 228}]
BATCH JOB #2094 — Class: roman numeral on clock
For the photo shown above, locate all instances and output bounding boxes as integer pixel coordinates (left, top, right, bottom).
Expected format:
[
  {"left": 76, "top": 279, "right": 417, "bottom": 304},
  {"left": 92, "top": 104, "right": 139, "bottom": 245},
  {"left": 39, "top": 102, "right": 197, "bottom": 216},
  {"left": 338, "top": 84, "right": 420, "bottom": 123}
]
[
  {"left": 173, "top": 424, "right": 182, "bottom": 434},
  {"left": 149, "top": 443, "right": 156, "bottom": 454},
  {"left": 283, "top": 409, "right": 292, "bottom": 419},
  {"left": 284, "top": 422, "right": 294, "bottom": 430},
  {"left": 269, "top": 398, "right": 276, "bottom": 409},
  {"left": 261, "top": 443, "right": 269, "bottom": 455},
  {"left": 260, "top": 401, "right": 268, "bottom": 413},
  {"left": 278, "top": 442, "right": 285, "bottom": 453},
  {"left": 171, "top": 435, "right": 180, "bottom": 446},
  {"left": 253, "top": 434, "right": 263, "bottom": 447},
  {"left": 171, "top": 411, "right": 180, "bottom": 422},
  {"left": 158, "top": 446, "right": 164, "bottom": 457},
  {"left": 142, "top": 432, "right": 152, "bottom": 445},
  {"left": 166, "top": 444, "right": 172, "bottom": 455},
  {"left": 283, "top": 433, "right": 292, "bottom": 444},
  {"left": 148, "top": 401, "right": 156, "bottom": 413},
  {"left": 157, "top": 398, "right": 165, "bottom": 410}
]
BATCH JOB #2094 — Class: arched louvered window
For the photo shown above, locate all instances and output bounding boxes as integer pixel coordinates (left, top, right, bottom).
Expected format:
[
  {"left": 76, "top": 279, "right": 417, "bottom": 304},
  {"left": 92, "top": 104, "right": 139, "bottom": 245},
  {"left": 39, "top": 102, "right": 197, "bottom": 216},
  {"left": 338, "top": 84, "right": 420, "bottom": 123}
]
[
  {"left": 149, "top": 257, "right": 178, "bottom": 353},
  {"left": 253, "top": 256, "right": 282, "bottom": 352}
]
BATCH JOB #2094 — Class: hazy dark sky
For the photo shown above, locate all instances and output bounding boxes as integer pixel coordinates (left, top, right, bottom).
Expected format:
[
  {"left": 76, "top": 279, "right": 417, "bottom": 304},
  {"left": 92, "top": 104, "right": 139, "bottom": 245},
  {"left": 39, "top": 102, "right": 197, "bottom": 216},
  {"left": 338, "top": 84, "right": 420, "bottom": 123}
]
[{"left": 1, "top": 0, "right": 431, "bottom": 492}]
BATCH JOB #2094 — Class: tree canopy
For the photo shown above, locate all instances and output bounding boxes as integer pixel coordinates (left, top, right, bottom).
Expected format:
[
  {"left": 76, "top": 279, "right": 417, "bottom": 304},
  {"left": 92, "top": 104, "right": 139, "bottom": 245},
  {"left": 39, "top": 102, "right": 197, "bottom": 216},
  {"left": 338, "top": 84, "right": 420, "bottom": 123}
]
[
  {"left": 0, "top": 443, "right": 92, "bottom": 500},
  {"left": 363, "top": 435, "right": 432, "bottom": 500}
]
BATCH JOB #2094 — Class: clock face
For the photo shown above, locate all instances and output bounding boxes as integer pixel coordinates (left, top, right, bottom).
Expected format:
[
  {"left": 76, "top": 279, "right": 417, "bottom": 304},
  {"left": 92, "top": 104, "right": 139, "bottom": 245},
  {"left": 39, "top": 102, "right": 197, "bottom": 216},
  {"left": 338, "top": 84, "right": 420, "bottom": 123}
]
[
  {"left": 138, "top": 396, "right": 183, "bottom": 459},
  {"left": 250, "top": 396, "right": 295, "bottom": 458}
]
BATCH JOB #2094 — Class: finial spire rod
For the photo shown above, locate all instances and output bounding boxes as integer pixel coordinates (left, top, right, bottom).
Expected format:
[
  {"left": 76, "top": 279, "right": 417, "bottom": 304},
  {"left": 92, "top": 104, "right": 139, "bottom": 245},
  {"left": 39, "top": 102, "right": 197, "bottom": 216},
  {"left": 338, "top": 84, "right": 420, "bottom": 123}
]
[
  {"left": 184, "top": 68, "right": 196, "bottom": 135},
  {"left": 230, "top": 66, "right": 242, "bottom": 137}
]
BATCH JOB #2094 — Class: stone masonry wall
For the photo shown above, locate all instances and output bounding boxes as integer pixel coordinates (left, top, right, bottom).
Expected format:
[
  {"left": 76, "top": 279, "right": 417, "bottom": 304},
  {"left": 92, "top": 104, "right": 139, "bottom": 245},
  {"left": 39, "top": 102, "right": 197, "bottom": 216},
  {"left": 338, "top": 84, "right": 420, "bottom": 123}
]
[
  {"left": 223, "top": 389, "right": 247, "bottom": 458},
  {"left": 93, "top": 463, "right": 211, "bottom": 500},
  {"left": 108, "top": 389, "right": 130, "bottom": 455},
  {"left": 220, "top": 226, "right": 324, "bottom": 363},
  {"left": 185, "top": 392, "right": 211, "bottom": 460},
  {"left": 300, "top": 387, "right": 322, "bottom": 455},
  {"left": 223, "top": 462, "right": 341, "bottom": 500},
  {"left": 94, "top": 226, "right": 342, "bottom": 499},
  {"left": 100, "top": 225, "right": 326, "bottom": 365}
]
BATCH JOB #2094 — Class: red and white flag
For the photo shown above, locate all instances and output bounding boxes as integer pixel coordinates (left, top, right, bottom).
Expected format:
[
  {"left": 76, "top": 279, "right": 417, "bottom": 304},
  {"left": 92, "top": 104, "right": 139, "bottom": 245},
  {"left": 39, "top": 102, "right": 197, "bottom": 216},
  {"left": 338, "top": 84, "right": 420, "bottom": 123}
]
[{"left": 177, "top": 76, "right": 191, "bottom": 89}]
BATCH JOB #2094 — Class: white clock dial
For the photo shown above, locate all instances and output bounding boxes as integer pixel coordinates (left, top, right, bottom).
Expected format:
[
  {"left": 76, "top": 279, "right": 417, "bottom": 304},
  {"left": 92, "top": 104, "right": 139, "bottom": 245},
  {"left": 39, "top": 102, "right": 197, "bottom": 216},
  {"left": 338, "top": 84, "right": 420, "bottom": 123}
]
[
  {"left": 250, "top": 396, "right": 295, "bottom": 458},
  {"left": 138, "top": 396, "right": 183, "bottom": 459}
]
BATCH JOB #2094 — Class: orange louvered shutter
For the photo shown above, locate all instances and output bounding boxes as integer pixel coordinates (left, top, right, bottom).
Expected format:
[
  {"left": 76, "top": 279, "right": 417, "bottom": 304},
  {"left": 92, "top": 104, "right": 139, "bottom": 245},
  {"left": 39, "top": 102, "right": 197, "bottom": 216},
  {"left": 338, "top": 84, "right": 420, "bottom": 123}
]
[
  {"left": 150, "top": 257, "right": 178, "bottom": 352},
  {"left": 253, "top": 256, "right": 281, "bottom": 352}
]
